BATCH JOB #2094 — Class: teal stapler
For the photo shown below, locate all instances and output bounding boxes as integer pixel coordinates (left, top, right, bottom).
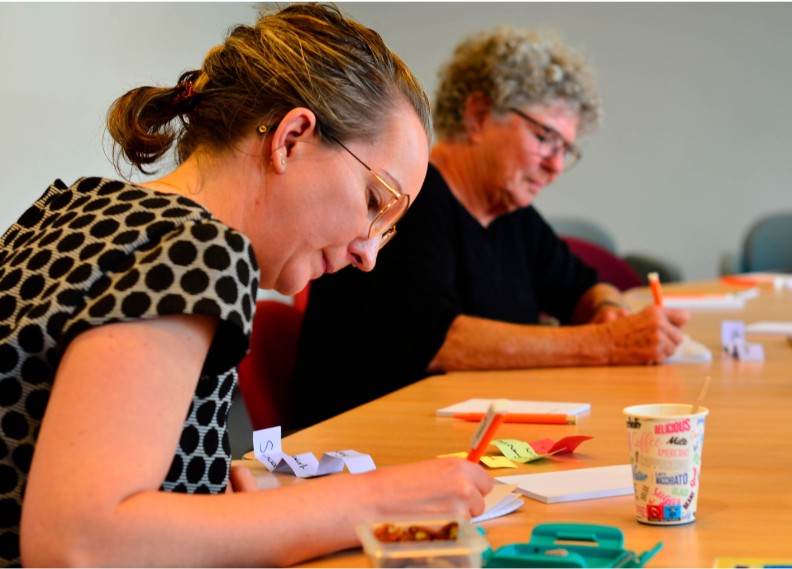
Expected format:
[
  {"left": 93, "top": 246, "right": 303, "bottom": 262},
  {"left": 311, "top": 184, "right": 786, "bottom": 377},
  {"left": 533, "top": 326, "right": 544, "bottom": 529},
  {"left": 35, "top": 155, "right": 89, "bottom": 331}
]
[{"left": 482, "top": 523, "right": 663, "bottom": 568}]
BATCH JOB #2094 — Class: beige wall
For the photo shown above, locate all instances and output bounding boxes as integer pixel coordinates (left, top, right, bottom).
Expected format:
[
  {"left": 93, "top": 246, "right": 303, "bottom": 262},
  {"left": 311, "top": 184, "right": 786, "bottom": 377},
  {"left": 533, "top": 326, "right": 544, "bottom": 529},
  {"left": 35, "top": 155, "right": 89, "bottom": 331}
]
[{"left": 2, "top": 2, "right": 790, "bottom": 281}]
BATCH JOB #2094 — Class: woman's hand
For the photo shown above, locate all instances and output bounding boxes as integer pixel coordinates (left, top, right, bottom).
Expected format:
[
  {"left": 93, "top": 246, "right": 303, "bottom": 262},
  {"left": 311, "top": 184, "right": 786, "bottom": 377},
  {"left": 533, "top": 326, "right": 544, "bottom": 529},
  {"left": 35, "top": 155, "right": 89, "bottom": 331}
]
[
  {"left": 603, "top": 305, "right": 690, "bottom": 364},
  {"left": 361, "top": 457, "right": 494, "bottom": 520}
]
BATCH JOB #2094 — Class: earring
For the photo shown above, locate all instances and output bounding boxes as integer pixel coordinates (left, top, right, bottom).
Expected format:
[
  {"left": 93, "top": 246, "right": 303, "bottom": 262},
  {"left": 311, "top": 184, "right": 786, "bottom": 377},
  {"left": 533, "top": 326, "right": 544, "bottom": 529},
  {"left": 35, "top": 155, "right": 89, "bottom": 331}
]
[{"left": 280, "top": 155, "right": 286, "bottom": 167}]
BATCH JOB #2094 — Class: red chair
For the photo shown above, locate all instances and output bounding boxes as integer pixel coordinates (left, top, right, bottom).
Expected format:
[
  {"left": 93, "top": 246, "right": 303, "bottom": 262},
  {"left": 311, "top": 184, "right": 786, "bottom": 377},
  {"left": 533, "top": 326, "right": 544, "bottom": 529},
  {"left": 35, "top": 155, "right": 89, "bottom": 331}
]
[
  {"left": 292, "top": 284, "right": 310, "bottom": 313},
  {"left": 562, "top": 236, "right": 643, "bottom": 292},
  {"left": 237, "top": 285, "right": 309, "bottom": 431}
]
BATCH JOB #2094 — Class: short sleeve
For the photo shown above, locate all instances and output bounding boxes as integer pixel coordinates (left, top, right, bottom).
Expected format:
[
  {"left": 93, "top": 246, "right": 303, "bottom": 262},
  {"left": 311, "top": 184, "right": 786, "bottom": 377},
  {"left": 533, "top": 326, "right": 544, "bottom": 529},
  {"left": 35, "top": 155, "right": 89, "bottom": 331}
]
[{"left": 68, "top": 219, "right": 259, "bottom": 373}]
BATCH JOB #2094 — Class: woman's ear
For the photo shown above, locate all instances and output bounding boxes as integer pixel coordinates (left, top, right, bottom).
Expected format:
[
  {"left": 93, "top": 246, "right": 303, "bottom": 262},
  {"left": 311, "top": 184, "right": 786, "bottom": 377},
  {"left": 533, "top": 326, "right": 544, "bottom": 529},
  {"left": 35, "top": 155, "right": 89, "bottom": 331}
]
[
  {"left": 270, "top": 107, "right": 318, "bottom": 173},
  {"left": 463, "top": 92, "right": 492, "bottom": 143}
]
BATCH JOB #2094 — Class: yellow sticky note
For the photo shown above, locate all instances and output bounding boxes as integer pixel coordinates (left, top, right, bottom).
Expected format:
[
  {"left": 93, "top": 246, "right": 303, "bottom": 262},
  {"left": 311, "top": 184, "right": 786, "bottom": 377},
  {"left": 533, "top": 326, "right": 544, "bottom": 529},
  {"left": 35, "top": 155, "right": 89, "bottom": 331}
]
[
  {"left": 437, "top": 452, "right": 468, "bottom": 459},
  {"left": 493, "top": 439, "right": 543, "bottom": 463},
  {"left": 481, "top": 456, "right": 518, "bottom": 469}
]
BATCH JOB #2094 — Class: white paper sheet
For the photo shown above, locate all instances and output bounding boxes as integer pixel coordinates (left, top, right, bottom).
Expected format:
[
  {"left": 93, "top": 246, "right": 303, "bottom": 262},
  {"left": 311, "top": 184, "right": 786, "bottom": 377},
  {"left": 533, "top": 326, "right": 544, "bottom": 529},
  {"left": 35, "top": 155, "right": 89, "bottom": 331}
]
[
  {"left": 436, "top": 398, "right": 590, "bottom": 417},
  {"left": 496, "top": 464, "right": 633, "bottom": 504},
  {"left": 666, "top": 334, "right": 712, "bottom": 363},
  {"left": 472, "top": 483, "right": 524, "bottom": 523},
  {"left": 745, "top": 321, "right": 792, "bottom": 335}
]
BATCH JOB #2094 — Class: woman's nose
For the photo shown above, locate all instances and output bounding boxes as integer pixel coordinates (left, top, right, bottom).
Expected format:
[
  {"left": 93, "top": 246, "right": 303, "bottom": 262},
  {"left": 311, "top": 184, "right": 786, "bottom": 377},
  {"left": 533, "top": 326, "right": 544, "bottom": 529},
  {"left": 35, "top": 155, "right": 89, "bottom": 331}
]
[{"left": 348, "top": 236, "right": 379, "bottom": 272}]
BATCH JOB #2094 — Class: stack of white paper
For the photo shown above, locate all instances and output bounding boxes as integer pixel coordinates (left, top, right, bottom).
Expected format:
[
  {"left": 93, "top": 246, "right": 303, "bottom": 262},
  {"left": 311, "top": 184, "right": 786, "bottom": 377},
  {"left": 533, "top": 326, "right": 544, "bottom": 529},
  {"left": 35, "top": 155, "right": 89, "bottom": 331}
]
[{"left": 495, "top": 464, "right": 633, "bottom": 504}]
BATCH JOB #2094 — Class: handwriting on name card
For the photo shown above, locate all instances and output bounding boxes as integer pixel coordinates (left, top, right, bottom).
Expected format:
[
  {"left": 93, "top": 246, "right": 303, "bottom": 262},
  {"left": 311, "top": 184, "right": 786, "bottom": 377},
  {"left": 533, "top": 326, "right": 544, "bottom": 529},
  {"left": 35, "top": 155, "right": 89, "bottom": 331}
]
[
  {"left": 253, "top": 426, "right": 376, "bottom": 478},
  {"left": 733, "top": 343, "right": 765, "bottom": 361},
  {"left": 721, "top": 320, "right": 766, "bottom": 361}
]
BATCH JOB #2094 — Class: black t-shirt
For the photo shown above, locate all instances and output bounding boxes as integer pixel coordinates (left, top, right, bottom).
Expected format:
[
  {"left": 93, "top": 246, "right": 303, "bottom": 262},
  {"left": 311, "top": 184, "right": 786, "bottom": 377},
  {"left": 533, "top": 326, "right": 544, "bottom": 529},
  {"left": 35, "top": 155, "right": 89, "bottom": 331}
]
[{"left": 291, "top": 164, "right": 597, "bottom": 429}]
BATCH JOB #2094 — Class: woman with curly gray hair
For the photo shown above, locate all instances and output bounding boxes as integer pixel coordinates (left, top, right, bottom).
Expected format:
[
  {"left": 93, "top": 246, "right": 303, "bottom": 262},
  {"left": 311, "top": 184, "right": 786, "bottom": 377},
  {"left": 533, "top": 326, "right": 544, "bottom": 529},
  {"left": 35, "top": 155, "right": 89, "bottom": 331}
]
[
  {"left": 433, "top": 26, "right": 601, "bottom": 144},
  {"left": 293, "top": 25, "right": 691, "bottom": 429}
]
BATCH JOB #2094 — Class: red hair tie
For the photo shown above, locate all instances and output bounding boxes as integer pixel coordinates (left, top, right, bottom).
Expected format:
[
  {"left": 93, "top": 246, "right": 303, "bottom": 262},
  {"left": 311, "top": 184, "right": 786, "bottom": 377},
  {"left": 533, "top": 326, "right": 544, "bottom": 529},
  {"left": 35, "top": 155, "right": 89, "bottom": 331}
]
[
  {"left": 174, "top": 81, "right": 199, "bottom": 121},
  {"left": 174, "top": 81, "right": 196, "bottom": 105}
]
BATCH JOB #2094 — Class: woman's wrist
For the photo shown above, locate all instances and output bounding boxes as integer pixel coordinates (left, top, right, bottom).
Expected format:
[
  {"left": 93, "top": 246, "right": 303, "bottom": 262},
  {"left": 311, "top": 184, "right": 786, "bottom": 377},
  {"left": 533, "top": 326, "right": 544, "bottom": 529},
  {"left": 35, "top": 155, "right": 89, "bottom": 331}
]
[{"left": 593, "top": 298, "right": 628, "bottom": 312}]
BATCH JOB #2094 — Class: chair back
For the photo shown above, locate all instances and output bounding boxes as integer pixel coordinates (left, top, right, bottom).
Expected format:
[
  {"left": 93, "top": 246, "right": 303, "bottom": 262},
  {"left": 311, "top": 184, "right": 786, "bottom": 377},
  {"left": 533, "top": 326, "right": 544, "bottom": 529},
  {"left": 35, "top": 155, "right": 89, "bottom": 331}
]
[
  {"left": 741, "top": 212, "right": 792, "bottom": 272},
  {"left": 563, "top": 236, "right": 643, "bottom": 292},
  {"left": 549, "top": 215, "right": 618, "bottom": 252},
  {"left": 237, "top": 286, "right": 309, "bottom": 431},
  {"left": 622, "top": 252, "right": 683, "bottom": 284}
]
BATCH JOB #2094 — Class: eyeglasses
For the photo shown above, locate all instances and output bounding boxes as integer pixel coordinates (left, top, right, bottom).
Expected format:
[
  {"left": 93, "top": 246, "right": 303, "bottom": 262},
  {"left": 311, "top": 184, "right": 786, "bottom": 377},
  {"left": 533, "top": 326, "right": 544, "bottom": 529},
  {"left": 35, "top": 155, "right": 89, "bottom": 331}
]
[
  {"left": 256, "top": 123, "right": 409, "bottom": 249},
  {"left": 508, "top": 107, "right": 582, "bottom": 171},
  {"left": 327, "top": 136, "right": 410, "bottom": 250}
]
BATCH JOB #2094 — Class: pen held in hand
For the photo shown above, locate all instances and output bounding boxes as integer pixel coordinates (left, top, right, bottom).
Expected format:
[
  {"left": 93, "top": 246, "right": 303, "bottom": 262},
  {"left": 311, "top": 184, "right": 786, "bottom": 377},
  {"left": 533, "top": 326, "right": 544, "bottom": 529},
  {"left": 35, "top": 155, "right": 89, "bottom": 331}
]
[
  {"left": 453, "top": 412, "right": 576, "bottom": 425},
  {"left": 648, "top": 271, "right": 664, "bottom": 307},
  {"left": 465, "top": 399, "right": 509, "bottom": 463}
]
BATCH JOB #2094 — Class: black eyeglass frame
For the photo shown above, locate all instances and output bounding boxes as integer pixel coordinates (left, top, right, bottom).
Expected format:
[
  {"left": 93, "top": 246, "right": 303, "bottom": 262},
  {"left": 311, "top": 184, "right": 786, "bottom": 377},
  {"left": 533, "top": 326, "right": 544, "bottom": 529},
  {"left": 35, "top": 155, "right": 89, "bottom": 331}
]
[{"left": 507, "top": 107, "right": 582, "bottom": 170}]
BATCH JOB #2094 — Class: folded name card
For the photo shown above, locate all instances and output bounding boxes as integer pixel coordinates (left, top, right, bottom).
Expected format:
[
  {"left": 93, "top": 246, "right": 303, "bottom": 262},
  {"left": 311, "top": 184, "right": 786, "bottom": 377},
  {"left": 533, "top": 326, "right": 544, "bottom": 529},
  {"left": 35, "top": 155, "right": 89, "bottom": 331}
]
[
  {"left": 253, "top": 426, "right": 376, "bottom": 478},
  {"left": 721, "top": 320, "right": 765, "bottom": 361}
]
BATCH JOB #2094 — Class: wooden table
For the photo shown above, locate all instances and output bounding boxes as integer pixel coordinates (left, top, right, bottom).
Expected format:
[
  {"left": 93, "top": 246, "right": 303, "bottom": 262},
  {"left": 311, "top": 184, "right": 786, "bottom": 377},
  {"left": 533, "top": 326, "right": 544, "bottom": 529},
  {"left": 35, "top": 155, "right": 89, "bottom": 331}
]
[{"left": 242, "top": 281, "right": 792, "bottom": 567}]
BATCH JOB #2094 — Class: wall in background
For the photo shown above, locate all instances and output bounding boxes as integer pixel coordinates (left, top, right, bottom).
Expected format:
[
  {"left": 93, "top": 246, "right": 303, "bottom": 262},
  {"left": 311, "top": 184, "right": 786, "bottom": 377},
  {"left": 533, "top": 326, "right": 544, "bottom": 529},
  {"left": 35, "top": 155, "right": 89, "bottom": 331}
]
[{"left": 2, "top": 2, "right": 790, "bottom": 282}]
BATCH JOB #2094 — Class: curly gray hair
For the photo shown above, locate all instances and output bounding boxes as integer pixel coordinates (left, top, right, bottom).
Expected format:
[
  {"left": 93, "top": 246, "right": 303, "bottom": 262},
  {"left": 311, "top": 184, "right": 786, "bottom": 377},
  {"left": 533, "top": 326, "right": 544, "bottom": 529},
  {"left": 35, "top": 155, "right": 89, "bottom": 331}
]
[{"left": 433, "top": 25, "right": 602, "bottom": 141}]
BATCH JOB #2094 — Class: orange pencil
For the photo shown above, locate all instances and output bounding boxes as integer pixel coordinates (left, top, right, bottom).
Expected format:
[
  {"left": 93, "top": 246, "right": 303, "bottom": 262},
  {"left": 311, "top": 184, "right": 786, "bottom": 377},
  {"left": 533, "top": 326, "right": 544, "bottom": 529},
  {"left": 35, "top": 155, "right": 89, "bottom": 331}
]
[
  {"left": 452, "top": 412, "right": 576, "bottom": 425},
  {"left": 465, "top": 400, "right": 508, "bottom": 463},
  {"left": 648, "top": 271, "right": 664, "bottom": 307}
]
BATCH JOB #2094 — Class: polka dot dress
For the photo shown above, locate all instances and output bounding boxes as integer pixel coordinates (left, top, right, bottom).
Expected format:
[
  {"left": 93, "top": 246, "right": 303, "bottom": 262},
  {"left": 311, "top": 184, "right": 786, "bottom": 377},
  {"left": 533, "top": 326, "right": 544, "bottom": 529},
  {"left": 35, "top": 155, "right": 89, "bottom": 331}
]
[{"left": 0, "top": 177, "right": 259, "bottom": 566}]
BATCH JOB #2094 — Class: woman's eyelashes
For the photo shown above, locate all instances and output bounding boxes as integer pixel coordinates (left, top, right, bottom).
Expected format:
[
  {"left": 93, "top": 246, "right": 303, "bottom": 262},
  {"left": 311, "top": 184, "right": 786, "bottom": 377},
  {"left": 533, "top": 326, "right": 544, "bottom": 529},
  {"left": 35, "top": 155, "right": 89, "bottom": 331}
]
[{"left": 366, "top": 186, "right": 383, "bottom": 218}]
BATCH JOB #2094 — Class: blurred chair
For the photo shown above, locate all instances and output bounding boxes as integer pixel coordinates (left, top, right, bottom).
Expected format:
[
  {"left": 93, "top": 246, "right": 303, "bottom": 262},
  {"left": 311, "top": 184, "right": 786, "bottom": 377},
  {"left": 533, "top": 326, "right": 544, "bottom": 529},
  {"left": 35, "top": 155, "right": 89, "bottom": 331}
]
[
  {"left": 722, "top": 212, "right": 792, "bottom": 274},
  {"left": 548, "top": 215, "right": 683, "bottom": 283},
  {"left": 563, "top": 236, "right": 644, "bottom": 292},
  {"left": 622, "top": 252, "right": 683, "bottom": 285},
  {"left": 236, "top": 284, "right": 310, "bottom": 432},
  {"left": 237, "top": 300, "right": 303, "bottom": 431},
  {"left": 548, "top": 215, "right": 618, "bottom": 252},
  {"left": 292, "top": 284, "right": 310, "bottom": 313}
]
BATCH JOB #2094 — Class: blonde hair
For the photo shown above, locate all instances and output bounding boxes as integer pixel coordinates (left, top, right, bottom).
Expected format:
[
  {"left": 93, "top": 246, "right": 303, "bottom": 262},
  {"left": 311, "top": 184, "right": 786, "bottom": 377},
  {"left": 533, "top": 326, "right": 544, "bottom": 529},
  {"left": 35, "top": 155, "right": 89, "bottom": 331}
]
[
  {"left": 107, "top": 3, "right": 431, "bottom": 175},
  {"left": 433, "top": 25, "right": 602, "bottom": 141}
]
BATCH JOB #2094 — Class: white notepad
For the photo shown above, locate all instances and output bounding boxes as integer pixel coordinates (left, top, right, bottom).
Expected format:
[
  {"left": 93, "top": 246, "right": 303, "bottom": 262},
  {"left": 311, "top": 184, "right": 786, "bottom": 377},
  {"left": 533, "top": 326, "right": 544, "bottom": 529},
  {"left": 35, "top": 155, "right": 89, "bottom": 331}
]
[
  {"left": 663, "top": 294, "right": 746, "bottom": 310},
  {"left": 436, "top": 398, "right": 590, "bottom": 417},
  {"left": 745, "top": 321, "right": 792, "bottom": 335},
  {"left": 471, "top": 483, "right": 524, "bottom": 523},
  {"left": 666, "top": 334, "right": 712, "bottom": 363},
  {"left": 495, "top": 464, "right": 633, "bottom": 504}
]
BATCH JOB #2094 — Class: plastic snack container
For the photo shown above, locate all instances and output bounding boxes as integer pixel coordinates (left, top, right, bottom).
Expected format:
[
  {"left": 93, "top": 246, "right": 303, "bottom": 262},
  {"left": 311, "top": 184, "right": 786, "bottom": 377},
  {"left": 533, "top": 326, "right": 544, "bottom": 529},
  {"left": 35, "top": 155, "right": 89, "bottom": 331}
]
[{"left": 356, "top": 517, "right": 488, "bottom": 568}]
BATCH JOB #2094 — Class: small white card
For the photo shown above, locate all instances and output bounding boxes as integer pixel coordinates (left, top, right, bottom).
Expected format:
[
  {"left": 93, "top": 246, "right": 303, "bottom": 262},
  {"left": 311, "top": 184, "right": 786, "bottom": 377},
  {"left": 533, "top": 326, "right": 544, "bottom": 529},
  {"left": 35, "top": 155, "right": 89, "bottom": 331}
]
[
  {"left": 722, "top": 320, "right": 746, "bottom": 348},
  {"left": 733, "top": 343, "right": 766, "bottom": 362},
  {"left": 253, "top": 427, "right": 376, "bottom": 478},
  {"left": 721, "top": 321, "right": 765, "bottom": 361}
]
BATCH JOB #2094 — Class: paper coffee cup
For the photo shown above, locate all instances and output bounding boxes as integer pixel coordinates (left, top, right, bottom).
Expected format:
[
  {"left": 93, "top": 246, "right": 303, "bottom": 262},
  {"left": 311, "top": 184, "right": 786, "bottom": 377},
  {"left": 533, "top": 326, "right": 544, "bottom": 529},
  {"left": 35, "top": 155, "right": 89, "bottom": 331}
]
[{"left": 623, "top": 403, "right": 708, "bottom": 525}]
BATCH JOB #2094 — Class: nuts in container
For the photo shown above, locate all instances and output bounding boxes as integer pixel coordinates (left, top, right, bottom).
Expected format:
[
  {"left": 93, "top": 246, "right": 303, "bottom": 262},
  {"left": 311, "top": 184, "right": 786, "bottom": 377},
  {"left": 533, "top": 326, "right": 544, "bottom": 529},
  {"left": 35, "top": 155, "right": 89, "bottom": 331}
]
[{"left": 356, "top": 517, "right": 488, "bottom": 568}]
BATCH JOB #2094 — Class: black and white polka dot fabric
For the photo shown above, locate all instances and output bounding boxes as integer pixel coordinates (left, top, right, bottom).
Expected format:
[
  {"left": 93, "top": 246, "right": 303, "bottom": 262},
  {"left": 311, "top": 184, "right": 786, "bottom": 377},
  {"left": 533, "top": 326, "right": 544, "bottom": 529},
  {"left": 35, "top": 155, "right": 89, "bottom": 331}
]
[{"left": 0, "top": 177, "right": 259, "bottom": 566}]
